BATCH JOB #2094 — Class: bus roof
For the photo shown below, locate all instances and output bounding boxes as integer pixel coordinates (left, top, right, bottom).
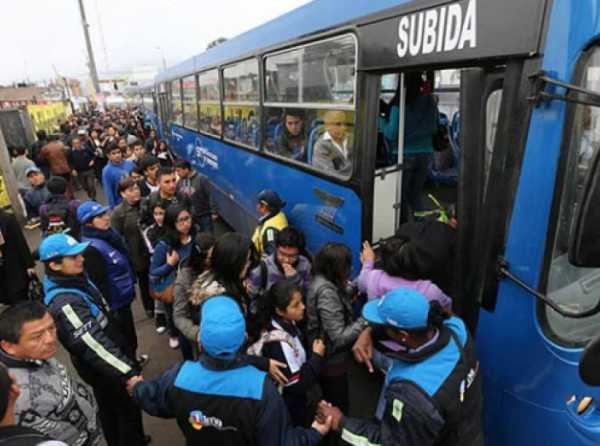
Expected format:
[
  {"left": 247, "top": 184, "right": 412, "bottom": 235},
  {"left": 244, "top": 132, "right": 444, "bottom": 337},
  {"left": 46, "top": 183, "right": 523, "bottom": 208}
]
[
  {"left": 155, "top": 0, "right": 404, "bottom": 83},
  {"left": 156, "top": 0, "right": 548, "bottom": 83}
]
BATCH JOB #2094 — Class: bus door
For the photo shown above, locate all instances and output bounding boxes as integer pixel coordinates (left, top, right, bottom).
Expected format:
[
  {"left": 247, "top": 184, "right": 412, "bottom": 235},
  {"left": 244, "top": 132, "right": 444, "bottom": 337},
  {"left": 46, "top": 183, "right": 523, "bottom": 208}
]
[
  {"left": 372, "top": 73, "right": 404, "bottom": 241},
  {"left": 372, "top": 71, "right": 461, "bottom": 243}
]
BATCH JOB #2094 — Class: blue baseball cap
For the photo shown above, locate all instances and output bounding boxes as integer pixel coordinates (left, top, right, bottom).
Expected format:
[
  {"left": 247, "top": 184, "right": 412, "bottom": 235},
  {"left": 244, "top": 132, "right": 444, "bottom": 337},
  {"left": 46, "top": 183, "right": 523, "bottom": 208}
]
[
  {"left": 256, "top": 189, "right": 286, "bottom": 210},
  {"left": 25, "top": 166, "right": 41, "bottom": 176},
  {"left": 77, "top": 201, "right": 110, "bottom": 225},
  {"left": 199, "top": 296, "right": 245, "bottom": 358},
  {"left": 39, "top": 233, "right": 89, "bottom": 262},
  {"left": 362, "top": 288, "right": 431, "bottom": 330}
]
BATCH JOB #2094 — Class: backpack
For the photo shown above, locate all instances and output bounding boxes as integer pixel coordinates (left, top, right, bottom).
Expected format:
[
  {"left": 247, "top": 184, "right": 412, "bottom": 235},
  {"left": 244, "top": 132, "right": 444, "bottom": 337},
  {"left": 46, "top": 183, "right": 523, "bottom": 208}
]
[{"left": 43, "top": 199, "right": 78, "bottom": 237}]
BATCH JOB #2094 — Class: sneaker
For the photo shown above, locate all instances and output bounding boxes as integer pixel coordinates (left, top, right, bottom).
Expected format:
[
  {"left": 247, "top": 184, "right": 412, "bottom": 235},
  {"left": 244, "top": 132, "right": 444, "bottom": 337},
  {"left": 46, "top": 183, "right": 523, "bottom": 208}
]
[
  {"left": 137, "top": 354, "right": 150, "bottom": 369},
  {"left": 155, "top": 314, "right": 167, "bottom": 334},
  {"left": 168, "top": 337, "right": 179, "bottom": 349}
]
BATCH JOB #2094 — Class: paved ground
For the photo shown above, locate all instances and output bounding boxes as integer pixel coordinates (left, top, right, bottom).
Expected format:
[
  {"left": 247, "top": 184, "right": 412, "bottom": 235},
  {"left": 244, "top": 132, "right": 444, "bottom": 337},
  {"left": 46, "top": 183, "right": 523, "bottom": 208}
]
[{"left": 23, "top": 182, "right": 381, "bottom": 445}]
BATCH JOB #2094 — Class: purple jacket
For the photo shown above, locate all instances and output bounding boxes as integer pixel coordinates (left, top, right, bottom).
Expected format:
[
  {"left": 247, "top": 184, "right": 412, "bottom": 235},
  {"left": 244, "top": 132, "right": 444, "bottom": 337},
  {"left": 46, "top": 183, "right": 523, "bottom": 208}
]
[{"left": 357, "top": 260, "right": 452, "bottom": 310}]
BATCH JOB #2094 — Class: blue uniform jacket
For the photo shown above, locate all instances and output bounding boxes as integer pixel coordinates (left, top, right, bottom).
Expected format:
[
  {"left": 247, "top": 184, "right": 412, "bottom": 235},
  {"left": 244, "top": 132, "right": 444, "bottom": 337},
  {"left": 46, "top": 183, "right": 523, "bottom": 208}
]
[{"left": 133, "top": 355, "right": 322, "bottom": 446}]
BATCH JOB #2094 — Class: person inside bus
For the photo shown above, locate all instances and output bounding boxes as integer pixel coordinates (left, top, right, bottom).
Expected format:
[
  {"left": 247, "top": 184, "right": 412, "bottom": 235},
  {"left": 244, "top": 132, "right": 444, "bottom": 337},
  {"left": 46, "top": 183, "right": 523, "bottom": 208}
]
[
  {"left": 251, "top": 189, "right": 289, "bottom": 257},
  {"left": 380, "top": 72, "right": 438, "bottom": 222},
  {"left": 276, "top": 109, "right": 307, "bottom": 161},
  {"left": 318, "top": 288, "right": 483, "bottom": 446},
  {"left": 313, "top": 110, "right": 353, "bottom": 176}
]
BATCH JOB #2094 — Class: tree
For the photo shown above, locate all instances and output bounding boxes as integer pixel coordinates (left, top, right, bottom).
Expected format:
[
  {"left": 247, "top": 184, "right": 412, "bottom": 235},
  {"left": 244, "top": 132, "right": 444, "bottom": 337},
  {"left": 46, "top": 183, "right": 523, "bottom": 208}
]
[{"left": 207, "top": 37, "right": 227, "bottom": 50}]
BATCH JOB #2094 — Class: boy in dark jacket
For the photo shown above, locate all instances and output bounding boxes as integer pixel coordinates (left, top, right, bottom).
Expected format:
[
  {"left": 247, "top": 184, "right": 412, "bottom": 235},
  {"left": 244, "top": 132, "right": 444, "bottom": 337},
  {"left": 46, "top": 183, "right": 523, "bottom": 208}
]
[
  {"left": 175, "top": 160, "right": 217, "bottom": 233},
  {"left": 68, "top": 137, "right": 96, "bottom": 200},
  {"left": 23, "top": 167, "right": 50, "bottom": 223},
  {"left": 111, "top": 177, "right": 153, "bottom": 318}
]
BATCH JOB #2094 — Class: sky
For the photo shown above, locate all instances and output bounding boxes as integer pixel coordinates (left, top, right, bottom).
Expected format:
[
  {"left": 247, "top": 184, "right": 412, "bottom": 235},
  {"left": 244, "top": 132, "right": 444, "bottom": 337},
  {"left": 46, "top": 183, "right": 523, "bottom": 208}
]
[{"left": 0, "top": 0, "right": 312, "bottom": 86}]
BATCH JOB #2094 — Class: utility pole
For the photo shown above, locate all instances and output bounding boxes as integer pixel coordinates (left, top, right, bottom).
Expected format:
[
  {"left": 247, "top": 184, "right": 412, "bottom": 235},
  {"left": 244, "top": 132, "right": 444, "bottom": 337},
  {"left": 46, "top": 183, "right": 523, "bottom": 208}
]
[
  {"left": 77, "top": 0, "right": 100, "bottom": 94},
  {"left": 0, "top": 129, "right": 26, "bottom": 223}
]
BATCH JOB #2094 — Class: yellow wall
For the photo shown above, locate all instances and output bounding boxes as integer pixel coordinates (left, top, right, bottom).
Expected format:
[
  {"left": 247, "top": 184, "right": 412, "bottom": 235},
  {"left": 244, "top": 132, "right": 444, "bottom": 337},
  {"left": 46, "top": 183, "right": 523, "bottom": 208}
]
[
  {"left": 0, "top": 175, "right": 11, "bottom": 208},
  {"left": 27, "top": 102, "right": 70, "bottom": 134}
]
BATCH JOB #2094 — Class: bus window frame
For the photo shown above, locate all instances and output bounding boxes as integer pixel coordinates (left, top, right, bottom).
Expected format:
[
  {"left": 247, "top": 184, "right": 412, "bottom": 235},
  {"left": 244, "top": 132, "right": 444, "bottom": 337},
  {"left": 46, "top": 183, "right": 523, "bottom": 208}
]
[
  {"left": 171, "top": 78, "right": 184, "bottom": 127},
  {"left": 181, "top": 74, "right": 199, "bottom": 131},
  {"left": 262, "top": 32, "right": 359, "bottom": 181},
  {"left": 538, "top": 41, "right": 600, "bottom": 348},
  {"left": 222, "top": 57, "right": 261, "bottom": 151},
  {"left": 197, "top": 68, "right": 223, "bottom": 139}
]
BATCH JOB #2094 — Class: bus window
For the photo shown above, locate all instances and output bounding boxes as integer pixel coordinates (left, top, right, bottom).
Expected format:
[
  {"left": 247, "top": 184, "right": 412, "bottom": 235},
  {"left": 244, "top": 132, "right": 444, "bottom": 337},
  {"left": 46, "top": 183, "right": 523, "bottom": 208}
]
[
  {"left": 182, "top": 75, "right": 198, "bottom": 130},
  {"left": 171, "top": 79, "right": 183, "bottom": 126},
  {"left": 198, "top": 69, "right": 221, "bottom": 137},
  {"left": 223, "top": 59, "right": 260, "bottom": 148},
  {"left": 544, "top": 46, "right": 600, "bottom": 346},
  {"left": 263, "top": 34, "right": 356, "bottom": 178}
]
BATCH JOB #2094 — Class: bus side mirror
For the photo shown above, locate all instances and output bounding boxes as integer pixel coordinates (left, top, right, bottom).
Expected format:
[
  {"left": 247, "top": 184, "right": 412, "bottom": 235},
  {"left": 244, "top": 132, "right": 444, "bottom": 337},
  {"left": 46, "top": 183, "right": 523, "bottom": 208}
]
[
  {"left": 580, "top": 334, "right": 600, "bottom": 386},
  {"left": 569, "top": 150, "right": 600, "bottom": 267}
]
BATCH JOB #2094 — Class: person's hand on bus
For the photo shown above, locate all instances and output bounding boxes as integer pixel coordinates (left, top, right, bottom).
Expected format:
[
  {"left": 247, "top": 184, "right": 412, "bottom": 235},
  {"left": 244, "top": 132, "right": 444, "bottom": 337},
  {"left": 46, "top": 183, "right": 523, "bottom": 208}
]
[
  {"left": 166, "top": 250, "right": 180, "bottom": 266},
  {"left": 71, "top": 170, "right": 78, "bottom": 177},
  {"left": 211, "top": 213, "right": 218, "bottom": 221},
  {"left": 88, "top": 159, "right": 95, "bottom": 167},
  {"left": 268, "top": 359, "right": 288, "bottom": 386},
  {"left": 360, "top": 241, "right": 375, "bottom": 264},
  {"left": 312, "top": 339, "right": 326, "bottom": 357},
  {"left": 281, "top": 262, "right": 297, "bottom": 278},
  {"left": 352, "top": 327, "right": 374, "bottom": 373}
]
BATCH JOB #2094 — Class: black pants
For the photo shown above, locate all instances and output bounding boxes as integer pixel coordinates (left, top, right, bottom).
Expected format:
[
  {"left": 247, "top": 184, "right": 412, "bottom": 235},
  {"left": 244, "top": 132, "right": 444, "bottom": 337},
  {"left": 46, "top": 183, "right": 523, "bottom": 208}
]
[
  {"left": 319, "top": 372, "right": 349, "bottom": 413},
  {"left": 112, "top": 305, "right": 138, "bottom": 359},
  {"left": 78, "top": 169, "right": 97, "bottom": 200},
  {"left": 136, "top": 270, "right": 154, "bottom": 315},
  {"left": 92, "top": 380, "right": 146, "bottom": 446}
]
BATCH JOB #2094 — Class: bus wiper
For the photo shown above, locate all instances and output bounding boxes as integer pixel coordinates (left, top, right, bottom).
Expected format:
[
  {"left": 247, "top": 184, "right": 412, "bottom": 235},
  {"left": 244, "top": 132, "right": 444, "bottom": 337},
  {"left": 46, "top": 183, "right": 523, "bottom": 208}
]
[
  {"left": 528, "top": 70, "right": 600, "bottom": 108},
  {"left": 497, "top": 257, "right": 600, "bottom": 319}
]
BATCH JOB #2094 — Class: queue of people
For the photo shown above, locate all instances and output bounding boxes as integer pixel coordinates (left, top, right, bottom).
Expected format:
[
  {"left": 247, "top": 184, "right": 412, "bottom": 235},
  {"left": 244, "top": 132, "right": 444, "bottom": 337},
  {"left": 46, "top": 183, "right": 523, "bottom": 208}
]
[{"left": 0, "top": 106, "right": 483, "bottom": 446}]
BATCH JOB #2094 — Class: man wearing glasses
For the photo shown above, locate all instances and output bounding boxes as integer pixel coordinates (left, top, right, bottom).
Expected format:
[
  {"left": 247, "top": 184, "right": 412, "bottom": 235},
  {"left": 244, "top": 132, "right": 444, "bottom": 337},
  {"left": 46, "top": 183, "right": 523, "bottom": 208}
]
[{"left": 247, "top": 227, "right": 312, "bottom": 309}]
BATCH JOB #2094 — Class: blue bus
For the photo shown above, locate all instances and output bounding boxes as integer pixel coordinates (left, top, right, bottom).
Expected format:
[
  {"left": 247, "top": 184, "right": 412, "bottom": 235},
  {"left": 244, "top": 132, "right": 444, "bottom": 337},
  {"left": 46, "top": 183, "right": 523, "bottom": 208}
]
[{"left": 149, "top": 1, "right": 600, "bottom": 444}]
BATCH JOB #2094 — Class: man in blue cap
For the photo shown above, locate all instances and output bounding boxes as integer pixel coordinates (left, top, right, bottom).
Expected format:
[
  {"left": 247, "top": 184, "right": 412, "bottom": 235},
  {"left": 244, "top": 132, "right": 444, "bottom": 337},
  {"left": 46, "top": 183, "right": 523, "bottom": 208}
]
[
  {"left": 318, "top": 288, "right": 483, "bottom": 446},
  {"left": 252, "top": 189, "right": 289, "bottom": 256},
  {"left": 129, "top": 295, "right": 332, "bottom": 445},
  {"left": 39, "top": 233, "right": 149, "bottom": 446},
  {"left": 76, "top": 201, "right": 148, "bottom": 368}
]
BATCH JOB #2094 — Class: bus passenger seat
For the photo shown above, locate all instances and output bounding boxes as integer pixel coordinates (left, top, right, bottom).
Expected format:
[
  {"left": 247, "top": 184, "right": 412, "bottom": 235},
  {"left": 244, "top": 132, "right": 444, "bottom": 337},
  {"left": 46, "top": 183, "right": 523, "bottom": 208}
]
[{"left": 307, "top": 123, "right": 324, "bottom": 164}]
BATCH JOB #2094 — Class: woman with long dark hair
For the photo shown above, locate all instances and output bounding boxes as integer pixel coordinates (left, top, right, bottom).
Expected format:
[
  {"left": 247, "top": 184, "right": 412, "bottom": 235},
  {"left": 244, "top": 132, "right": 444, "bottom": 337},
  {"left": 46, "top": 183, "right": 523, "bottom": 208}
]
[
  {"left": 149, "top": 203, "right": 195, "bottom": 357},
  {"left": 306, "top": 242, "right": 367, "bottom": 414},
  {"left": 189, "top": 232, "right": 253, "bottom": 314},
  {"left": 173, "top": 232, "right": 215, "bottom": 345}
]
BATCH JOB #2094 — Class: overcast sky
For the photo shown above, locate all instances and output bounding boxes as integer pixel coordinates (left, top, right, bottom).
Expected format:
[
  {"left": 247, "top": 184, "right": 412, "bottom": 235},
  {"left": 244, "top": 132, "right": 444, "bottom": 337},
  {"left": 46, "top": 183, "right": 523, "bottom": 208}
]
[{"left": 0, "top": 0, "right": 311, "bottom": 86}]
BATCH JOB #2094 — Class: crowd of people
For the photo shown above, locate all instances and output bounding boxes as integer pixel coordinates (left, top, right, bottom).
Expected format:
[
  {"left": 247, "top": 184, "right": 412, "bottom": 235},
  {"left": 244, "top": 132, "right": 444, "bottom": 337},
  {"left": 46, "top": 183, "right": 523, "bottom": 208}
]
[{"left": 0, "top": 106, "right": 484, "bottom": 446}]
